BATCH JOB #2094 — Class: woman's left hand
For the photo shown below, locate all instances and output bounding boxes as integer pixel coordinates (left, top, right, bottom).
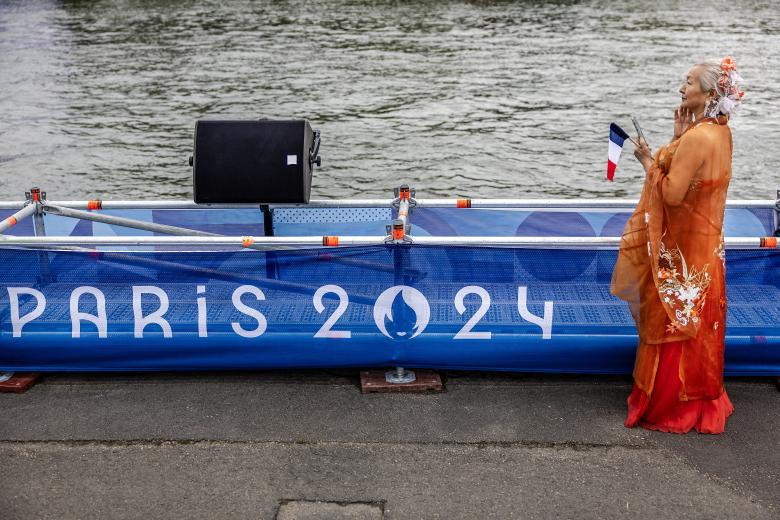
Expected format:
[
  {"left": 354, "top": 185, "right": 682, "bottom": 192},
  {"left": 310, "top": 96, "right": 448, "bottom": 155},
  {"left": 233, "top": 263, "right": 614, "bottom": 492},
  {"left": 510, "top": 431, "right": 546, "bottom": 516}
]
[
  {"left": 674, "top": 105, "right": 693, "bottom": 139},
  {"left": 633, "top": 137, "right": 653, "bottom": 172}
]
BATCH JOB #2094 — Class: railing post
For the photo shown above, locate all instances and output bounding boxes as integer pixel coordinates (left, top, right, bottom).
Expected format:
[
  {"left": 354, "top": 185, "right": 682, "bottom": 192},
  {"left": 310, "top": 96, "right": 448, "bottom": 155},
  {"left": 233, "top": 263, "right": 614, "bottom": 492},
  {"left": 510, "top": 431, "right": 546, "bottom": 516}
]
[
  {"left": 385, "top": 184, "right": 417, "bottom": 385},
  {"left": 26, "top": 187, "right": 53, "bottom": 284}
]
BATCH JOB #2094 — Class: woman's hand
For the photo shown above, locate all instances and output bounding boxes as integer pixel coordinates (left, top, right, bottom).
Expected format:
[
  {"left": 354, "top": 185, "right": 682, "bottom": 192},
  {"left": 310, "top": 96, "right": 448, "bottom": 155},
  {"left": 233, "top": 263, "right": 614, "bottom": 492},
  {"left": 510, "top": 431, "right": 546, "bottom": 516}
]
[
  {"left": 633, "top": 137, "right": 653, "bottom": 173},
  {"left": 674, "top": 105, "right": 693, "bottom": 139}
]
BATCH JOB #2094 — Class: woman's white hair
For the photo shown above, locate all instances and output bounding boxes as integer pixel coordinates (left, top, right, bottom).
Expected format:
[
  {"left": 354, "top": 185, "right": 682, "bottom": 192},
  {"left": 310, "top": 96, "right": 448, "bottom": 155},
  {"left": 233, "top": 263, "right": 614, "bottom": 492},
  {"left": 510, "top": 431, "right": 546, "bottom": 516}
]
[{"left": 697, "top": 59, "right": 725, "bottom": 97}]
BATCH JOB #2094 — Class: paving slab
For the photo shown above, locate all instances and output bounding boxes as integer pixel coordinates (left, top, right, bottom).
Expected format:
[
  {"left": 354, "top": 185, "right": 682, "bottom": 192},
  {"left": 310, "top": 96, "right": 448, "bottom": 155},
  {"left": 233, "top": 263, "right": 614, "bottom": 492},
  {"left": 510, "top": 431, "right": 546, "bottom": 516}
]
[{"left": 276, "top": 500, "right": 384, "bottom": 520}]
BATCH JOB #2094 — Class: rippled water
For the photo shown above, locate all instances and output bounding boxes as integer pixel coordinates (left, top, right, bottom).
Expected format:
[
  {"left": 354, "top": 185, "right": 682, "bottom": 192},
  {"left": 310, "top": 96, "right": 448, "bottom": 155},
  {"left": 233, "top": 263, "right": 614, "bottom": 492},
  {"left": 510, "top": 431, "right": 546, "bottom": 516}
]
[{"left": 1, "top": 0, "right": 778, "bottom": 201}]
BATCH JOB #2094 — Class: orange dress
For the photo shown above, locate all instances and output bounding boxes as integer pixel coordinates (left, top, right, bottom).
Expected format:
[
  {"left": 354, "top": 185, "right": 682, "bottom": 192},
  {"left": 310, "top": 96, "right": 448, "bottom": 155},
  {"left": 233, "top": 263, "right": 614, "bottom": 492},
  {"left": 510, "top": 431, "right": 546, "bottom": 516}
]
[{"left": 611, "top": 115, "right": 734, "bottom": 433}]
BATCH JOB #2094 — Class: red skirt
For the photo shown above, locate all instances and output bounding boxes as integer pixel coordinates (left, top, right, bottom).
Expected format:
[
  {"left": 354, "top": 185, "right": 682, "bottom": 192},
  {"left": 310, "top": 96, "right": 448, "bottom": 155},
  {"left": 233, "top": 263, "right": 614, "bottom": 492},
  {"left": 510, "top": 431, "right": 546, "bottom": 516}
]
[{"left": 625, "top": 340, "right": 734, "bottom": 434}]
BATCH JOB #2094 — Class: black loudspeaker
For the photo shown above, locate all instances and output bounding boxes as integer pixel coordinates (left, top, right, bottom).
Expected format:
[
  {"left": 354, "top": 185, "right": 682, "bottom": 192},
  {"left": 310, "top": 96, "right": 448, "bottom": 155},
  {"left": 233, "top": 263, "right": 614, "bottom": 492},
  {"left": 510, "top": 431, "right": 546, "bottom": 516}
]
[{"left": 192, "top": 119, "right": 320, "bottom": 204}]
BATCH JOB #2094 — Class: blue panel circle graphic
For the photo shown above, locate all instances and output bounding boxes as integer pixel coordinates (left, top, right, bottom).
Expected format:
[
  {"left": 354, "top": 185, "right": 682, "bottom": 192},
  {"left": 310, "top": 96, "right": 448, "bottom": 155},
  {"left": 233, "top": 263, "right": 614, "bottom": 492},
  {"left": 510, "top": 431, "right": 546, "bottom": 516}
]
[{"left": 515, "top": 212, "right": 597, "bottom": 281}]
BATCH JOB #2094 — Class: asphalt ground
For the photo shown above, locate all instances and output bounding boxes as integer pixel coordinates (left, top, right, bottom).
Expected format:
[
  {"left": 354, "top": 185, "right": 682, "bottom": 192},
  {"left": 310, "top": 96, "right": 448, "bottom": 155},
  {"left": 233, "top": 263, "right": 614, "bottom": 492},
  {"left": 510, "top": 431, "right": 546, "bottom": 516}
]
[{"left": 0, "top": 371, "right": 778, "bottom": 519}]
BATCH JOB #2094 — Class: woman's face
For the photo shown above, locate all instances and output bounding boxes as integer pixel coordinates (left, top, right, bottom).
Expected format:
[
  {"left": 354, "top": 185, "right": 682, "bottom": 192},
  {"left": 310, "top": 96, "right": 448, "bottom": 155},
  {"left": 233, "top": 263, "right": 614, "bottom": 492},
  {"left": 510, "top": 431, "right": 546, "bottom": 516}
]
[{"left": 679, "top": 66, "right": 713, "bottom": 114}]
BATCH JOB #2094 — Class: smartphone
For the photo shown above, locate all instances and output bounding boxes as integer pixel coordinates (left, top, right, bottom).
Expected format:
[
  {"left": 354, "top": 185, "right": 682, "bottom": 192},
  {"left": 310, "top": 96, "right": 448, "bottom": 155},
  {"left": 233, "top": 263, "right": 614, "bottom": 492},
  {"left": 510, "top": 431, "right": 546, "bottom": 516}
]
[{"left": 631, "top": 116, "right": 650, "bottom": 150}]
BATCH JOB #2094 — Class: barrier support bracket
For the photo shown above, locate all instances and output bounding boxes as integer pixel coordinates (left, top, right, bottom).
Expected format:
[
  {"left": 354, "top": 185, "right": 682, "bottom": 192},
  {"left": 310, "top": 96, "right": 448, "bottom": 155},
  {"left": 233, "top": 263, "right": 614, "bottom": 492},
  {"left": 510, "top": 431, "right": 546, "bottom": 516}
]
[{"left": 382, "top": 185, "right": 432, "bottom": 387}]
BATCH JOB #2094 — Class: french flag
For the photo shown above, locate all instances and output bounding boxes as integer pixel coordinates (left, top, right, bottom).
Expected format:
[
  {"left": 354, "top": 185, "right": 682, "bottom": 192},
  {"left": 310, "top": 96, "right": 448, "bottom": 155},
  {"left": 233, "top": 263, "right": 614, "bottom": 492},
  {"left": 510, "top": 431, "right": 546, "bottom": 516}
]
[{"left": 607, "top": 123, "right": 629, "bottom": 181}]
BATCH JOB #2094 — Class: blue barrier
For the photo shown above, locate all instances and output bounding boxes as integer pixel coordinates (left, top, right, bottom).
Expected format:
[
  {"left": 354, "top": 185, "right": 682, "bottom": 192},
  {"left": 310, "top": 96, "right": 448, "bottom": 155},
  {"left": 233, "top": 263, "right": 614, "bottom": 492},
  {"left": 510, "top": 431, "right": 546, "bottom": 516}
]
[{"left": 1, "top": 245, "right": 778, "bottom": 374}]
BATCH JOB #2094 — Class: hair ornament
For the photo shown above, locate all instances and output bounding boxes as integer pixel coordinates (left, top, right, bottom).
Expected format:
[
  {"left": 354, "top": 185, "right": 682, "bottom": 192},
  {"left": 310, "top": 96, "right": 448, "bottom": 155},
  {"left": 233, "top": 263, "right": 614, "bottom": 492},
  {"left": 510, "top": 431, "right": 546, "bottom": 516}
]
[{"left": 715, "top": 55, "right": 744, "bottom": 116}]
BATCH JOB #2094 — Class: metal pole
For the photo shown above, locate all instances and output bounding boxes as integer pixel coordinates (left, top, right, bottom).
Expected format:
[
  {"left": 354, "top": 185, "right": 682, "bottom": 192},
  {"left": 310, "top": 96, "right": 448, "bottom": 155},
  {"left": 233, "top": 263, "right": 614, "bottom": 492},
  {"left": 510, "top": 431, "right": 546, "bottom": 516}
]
[
  {"left": 0, "top": 203, "right": 36, "bottom": 233},
  {"left": 0, "top": 198, "right": 774, "bottom": 211},
  {"left": 0, "top": 235, "right": 385, "bottom": 247},
  {"left": 41, "top": 203, "right": 408, "bottom": 271},
  {"left": 30, "top": 190, "right": 47, "bottom": 237},
  {"left": 43, "top": 203, "right": 221, "bottom": 237},
  {"left": 0, "top": 200, "right": 396, "bottom": 210},
  {"left": 261, "top": 204, "right": 279, "bottom": 279},
  {"left": 90, "top": 250, "right": 377, "bottom": 307},
  {"left": 386, "top": 184, "right": 416, "bottom": 385},
  {"left": 6, "top": 240, "right": 379, "bottom": 308},
  {"left": 0, "top": 236, "right": 775, "bottom": 249},
  {"left": 27, "top": 188, "right": 54, "bottom": 284}
]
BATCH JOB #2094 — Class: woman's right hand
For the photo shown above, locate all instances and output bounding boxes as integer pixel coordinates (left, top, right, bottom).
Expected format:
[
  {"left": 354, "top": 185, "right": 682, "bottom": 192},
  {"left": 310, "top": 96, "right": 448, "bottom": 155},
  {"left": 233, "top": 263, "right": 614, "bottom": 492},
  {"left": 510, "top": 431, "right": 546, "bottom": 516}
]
[
  {"left": 674, "top": 105, "right": 692, "bottom": 139},
  {"left": 633, "top": 137, "right": 653, "bottom": 172}
]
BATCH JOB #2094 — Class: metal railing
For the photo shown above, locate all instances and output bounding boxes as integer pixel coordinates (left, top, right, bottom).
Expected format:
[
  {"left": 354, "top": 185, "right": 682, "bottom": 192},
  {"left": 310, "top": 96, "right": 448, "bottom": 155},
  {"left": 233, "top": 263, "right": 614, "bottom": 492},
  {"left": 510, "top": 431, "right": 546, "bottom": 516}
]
[
  {"left": 0, "top": 235, "right": 777, "bottom": 249},
  {"left": 0, "top": 198, "right": 775, "bottom": 210},
  {"left": 0, "top": 186, "right": 778, "bottom": 385}
]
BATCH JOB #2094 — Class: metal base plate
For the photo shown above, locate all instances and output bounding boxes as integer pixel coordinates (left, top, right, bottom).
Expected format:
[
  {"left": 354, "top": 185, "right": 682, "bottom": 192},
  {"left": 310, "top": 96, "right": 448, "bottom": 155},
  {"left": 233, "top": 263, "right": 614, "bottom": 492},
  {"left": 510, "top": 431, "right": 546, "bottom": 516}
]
[
  {"left": 0, "top": 373, "right": 41, "bottom": 393},
  {"left": 360, "top": 369, "right": 444, "bottom": 394}
]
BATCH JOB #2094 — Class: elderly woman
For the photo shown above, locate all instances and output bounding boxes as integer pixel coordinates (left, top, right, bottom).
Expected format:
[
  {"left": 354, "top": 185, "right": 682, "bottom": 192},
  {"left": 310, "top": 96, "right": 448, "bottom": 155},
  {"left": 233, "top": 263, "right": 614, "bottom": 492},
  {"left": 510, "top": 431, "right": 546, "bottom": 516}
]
[{"left": 611, "top": 57, "right": 745, "bottom": 434}]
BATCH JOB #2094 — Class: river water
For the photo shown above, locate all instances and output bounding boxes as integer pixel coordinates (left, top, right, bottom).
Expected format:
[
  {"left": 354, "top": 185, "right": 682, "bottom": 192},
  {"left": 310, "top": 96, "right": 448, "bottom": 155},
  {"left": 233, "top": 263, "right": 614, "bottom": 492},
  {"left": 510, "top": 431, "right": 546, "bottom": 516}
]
[{"left": 1, "top": 0, "right": 778, "bottom": 201}]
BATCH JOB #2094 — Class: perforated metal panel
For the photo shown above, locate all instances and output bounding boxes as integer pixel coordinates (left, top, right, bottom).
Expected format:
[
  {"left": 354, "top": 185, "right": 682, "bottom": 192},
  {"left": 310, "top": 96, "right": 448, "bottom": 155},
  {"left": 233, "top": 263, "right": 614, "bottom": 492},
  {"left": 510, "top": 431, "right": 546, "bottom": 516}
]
[{"left": 273, "top": 207, "right": 391, "bottom": 224}]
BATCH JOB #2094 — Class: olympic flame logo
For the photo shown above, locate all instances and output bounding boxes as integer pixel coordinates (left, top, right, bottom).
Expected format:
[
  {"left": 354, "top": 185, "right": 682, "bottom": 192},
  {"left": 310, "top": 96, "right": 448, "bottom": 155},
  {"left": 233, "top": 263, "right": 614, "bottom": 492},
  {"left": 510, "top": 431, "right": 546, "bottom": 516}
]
[{"left": 372, "top": 286, "right": 430, "bottom": 340}]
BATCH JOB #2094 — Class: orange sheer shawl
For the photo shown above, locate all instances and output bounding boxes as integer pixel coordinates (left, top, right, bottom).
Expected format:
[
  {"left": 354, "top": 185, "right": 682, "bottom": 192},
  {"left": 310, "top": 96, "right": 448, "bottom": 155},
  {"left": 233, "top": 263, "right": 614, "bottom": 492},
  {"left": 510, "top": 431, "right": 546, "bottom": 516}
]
[{"left": 611, "top": 115, "right": 732, "bottom": 400}]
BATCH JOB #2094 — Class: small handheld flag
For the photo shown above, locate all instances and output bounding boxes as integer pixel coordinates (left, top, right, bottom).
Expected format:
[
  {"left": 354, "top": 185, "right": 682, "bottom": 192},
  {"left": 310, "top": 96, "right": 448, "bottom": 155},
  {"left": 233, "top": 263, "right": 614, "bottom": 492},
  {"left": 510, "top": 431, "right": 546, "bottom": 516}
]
[{"left": 607, "top": 123, "right": 630, "bottom": 181}]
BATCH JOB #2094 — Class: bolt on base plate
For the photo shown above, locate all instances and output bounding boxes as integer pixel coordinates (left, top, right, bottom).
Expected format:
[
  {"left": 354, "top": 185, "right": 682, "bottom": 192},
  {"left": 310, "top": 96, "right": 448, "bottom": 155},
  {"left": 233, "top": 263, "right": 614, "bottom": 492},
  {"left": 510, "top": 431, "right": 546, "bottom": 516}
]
[{"left": 385, "top": 367, "right": 416, "bottom": 384}]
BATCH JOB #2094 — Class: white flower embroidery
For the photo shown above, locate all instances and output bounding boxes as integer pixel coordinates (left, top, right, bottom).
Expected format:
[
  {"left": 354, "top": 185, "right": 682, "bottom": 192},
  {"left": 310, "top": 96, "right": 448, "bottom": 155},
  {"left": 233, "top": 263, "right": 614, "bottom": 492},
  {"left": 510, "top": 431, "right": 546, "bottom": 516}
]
[
  {"left": 677, "top": 285, "right": 700, "bottom": 302},
  {"left": 658, "top": 241, "right": 711, "bottom": 332}
]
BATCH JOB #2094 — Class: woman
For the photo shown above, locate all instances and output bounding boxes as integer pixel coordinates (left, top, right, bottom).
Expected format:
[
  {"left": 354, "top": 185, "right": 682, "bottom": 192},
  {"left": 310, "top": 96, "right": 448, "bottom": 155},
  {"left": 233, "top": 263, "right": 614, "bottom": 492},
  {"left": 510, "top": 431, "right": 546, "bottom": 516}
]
[{"left": 611, "top": 56, "right": 745, "bottom": 434}]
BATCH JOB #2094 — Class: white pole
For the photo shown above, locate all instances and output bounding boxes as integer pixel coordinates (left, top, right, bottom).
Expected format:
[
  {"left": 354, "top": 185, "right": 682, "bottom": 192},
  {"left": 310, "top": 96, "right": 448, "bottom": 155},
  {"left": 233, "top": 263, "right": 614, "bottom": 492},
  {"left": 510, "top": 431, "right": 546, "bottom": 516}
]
[
  {"left": 0, "top": 204, "right": 36, "bottom": 233},
  {"left": 0, "top": 235, "right": 774, "bottom": 249},
  {"left": 0, "top": 199, "right": 775, "bottom": 210},
  {"left": 43, "top": 203, "right": 221, "bottom": 237},
  {"left": 0, "top": 235, "right": 384, "bottom": 247}
]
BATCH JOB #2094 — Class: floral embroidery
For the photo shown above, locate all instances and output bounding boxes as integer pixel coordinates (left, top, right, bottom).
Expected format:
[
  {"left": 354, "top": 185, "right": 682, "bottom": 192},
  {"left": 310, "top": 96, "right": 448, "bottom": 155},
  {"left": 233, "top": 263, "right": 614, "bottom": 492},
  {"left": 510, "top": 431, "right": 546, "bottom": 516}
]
[
  {"left": 688, "top": 179, "right": 702, "bottom": 192},
  {"left": 720, "top": 296, "right": 727, "bottom": 309},
  {"left": 657, "top": 241, "right": 711, "bottom": 327},
  {"left": 713, "top": 321, "right": 719, "bottom": 330},
  {"left": 666, "top": 322, "right": 681, "bottom": 334}
]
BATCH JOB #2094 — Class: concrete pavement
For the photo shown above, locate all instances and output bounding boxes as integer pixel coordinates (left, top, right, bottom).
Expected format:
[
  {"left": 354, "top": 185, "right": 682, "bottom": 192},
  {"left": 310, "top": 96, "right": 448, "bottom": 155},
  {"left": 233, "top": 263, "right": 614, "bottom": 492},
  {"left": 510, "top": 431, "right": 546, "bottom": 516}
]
[{"left": 0, "top": 371, "right": 777, "bottom": 519}]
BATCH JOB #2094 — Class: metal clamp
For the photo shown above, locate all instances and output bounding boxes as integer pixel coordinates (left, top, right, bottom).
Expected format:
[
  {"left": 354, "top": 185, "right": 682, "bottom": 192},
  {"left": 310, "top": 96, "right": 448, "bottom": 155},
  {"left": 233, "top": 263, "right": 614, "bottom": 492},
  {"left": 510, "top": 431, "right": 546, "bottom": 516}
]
[
  {"left": 384, "top": 219, "right": 413, "bottom": 244},
  {"left": 391, "top": 184, "right": 417, "bottom": 209},
  {"left": 388, "top": 184, "right": 415, "bottom": 244},
  {"left": 25, "top": 187, "right": 46, "bottom": 210}
]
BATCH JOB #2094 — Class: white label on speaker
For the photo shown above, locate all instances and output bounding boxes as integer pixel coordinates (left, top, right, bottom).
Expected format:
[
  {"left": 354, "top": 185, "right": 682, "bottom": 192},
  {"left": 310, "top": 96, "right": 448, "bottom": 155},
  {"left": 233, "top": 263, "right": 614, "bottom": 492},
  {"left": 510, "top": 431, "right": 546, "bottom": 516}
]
[{"left": 286, "top": 155, "right": 297, "bottom": 166}]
